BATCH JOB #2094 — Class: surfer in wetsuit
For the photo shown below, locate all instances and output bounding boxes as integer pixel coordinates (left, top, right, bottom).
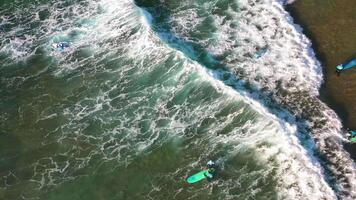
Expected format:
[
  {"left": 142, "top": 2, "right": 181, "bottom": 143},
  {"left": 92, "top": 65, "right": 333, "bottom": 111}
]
[
  {"left": 204, "top": 160, "right": 216, "bottom": 181},
  {"left": 57, "top": 42, "right": 70, "bottom": 51}
]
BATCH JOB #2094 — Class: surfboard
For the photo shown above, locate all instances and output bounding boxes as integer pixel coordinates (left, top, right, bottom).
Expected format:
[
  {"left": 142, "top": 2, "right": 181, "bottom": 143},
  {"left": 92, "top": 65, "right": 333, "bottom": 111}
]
[
  {"left": 336, "top": 58, "right": 356, "bottom": 71},
  {"left": 342, "top": 58, "right": 356, "bottom": 70},
  {"left": 186, "top": 170, "right": 209, "bottom": 184},
  {"left": 351, "top": 137, "right": 356, "bottom": 142}
]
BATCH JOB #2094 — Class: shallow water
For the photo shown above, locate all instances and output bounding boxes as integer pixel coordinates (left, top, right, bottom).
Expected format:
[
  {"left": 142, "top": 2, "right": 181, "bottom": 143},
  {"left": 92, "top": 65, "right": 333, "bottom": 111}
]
[
  {"left": 0, "top": 0, "right": 354, "bottom": 199},
  {"left": 286, "top": 0, "right": 356, "bottom": 130}
]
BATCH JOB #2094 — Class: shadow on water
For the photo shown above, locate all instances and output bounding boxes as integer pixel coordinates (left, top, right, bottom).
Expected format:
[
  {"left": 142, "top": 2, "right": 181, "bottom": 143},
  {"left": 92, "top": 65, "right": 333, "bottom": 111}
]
[{"left": 133, "top": 0, "right": 343, "bottom": 196}]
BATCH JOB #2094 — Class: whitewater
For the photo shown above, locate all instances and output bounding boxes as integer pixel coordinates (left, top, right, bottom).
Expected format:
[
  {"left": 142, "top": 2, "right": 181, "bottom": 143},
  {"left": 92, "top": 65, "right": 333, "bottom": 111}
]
[{"left": 0, "top": 0, "right": 355, "bottom": 199}]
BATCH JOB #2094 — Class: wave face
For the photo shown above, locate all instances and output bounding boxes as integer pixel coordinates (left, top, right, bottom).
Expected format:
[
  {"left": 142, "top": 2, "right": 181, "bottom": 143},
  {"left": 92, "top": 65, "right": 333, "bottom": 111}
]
[{"left": 0, "top": 0, "right": 354, "bottom": 199}]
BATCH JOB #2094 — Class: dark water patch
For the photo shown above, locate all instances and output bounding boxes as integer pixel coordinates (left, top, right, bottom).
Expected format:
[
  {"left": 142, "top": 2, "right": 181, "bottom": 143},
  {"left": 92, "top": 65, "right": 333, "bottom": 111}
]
[{"left": 0, "top": 131, "right": 22, "bottom": 174}]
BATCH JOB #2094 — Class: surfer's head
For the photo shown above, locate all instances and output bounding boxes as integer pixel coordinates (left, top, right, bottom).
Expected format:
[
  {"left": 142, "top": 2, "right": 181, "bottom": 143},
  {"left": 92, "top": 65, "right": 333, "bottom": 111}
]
[
  {"left": 207, "top": 160, "right": 215, "bottom": 168},
  {"left": 336, "top": 65, "right": 343, "bottom": 70}
]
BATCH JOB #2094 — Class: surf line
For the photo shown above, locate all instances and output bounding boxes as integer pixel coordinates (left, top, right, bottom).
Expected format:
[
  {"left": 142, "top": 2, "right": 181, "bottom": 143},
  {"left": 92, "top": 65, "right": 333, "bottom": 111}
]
[{"left": 132, "top": 0, "right": 349, "bottom": 196}]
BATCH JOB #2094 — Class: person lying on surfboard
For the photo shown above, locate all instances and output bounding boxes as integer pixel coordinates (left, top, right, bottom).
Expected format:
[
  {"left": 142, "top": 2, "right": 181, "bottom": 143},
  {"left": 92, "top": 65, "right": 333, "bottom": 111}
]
[{"left": 186, "top": 160, "right": 218, "bottom": 184}]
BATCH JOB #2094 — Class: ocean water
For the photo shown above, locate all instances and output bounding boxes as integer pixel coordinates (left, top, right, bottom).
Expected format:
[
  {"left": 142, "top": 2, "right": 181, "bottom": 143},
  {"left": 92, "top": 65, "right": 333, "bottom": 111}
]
[{"left": 0, "top": 0, "right": 355, "bottom": 199}]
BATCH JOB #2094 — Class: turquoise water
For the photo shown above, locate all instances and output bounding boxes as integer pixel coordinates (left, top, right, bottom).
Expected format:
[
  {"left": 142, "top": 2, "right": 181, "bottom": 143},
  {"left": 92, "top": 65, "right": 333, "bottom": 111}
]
[{"left": 0, "top": 0, "right": 354, "bottom": 199}]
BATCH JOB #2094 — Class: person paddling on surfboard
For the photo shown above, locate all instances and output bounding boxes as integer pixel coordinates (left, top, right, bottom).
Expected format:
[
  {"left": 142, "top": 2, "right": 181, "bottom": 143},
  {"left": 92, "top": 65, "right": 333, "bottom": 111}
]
[{"left": 186, "top": 160, "right": 218, "bottom": 184}]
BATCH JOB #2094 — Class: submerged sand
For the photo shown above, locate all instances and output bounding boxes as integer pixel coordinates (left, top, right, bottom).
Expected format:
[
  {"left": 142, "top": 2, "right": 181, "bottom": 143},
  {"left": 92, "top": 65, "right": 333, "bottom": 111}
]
[{"left": 286, "top": 0, "right": 356, "bottom": 159}]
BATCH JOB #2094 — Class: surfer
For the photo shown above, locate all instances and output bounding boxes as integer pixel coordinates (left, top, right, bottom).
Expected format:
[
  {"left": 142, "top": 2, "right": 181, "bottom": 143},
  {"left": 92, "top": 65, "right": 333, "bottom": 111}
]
[
  {"left": 204, "top": 160, "right": 216, "bottom": 181},
  {"left": 54, "top": 42, "right": 70, "bottom": 51},
  {"left": 186, "top": 160, "right": 218, "bottom": 184}
]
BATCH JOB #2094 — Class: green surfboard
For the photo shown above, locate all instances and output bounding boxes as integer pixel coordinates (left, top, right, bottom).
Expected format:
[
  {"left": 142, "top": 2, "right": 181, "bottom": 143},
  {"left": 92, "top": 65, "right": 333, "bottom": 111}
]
[
  {"left": 351, "top": 137, "right": 356, "bottom": 142},
  {"left": 186, "top": 170, "right": 209, "bottom": 184}
]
